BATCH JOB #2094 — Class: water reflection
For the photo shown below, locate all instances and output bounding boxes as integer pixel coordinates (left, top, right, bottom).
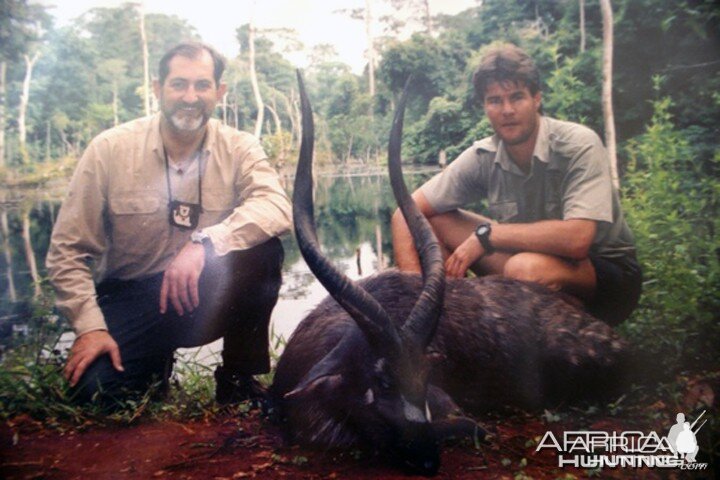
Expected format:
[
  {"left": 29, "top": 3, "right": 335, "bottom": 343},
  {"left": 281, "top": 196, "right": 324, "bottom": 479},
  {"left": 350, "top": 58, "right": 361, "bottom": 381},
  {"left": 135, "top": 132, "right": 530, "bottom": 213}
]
[{"left": 0, "top": 168, "right": 438, "bottom": 363}]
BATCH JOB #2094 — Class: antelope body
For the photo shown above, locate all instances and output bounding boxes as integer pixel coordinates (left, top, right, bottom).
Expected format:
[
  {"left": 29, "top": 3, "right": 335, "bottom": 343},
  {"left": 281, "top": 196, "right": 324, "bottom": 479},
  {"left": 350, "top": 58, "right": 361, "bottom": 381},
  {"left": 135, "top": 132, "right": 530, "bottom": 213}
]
[{"left": 270, "top": 73, "right": 627, "bottom": 475}]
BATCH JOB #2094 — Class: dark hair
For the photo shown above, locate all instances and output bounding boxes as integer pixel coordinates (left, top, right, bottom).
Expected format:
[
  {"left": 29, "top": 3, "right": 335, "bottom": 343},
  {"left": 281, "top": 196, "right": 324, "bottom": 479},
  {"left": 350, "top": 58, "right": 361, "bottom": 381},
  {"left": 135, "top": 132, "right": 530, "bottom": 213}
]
[
  {"left": 472, "top": 43, "right": 541, "bottom": 101},
  {"left": 158, "top": 42, "right": 226, "bottom": 86}
]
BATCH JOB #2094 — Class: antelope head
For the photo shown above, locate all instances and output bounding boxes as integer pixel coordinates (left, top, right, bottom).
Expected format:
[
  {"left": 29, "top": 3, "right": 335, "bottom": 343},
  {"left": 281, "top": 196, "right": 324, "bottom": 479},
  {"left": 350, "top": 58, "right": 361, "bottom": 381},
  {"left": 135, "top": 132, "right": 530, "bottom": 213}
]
[{"left": 288, "top": 71, "right": 447, "bottom": 475}]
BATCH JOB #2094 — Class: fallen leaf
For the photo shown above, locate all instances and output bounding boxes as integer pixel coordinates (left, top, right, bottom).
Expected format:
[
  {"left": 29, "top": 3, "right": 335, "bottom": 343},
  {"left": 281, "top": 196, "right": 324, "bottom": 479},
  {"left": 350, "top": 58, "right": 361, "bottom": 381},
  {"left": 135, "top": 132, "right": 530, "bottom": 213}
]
[{"left": 252, "top": 462, "right": 273, "bottom": 472}]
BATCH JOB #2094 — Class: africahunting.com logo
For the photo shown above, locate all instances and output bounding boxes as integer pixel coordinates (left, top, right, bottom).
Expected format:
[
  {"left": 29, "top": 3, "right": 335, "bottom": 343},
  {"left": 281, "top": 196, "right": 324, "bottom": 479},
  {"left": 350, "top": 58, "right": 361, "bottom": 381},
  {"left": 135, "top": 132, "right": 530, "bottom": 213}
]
[{"left": 535, "top": 410, "right": 708, "bottom": 471}]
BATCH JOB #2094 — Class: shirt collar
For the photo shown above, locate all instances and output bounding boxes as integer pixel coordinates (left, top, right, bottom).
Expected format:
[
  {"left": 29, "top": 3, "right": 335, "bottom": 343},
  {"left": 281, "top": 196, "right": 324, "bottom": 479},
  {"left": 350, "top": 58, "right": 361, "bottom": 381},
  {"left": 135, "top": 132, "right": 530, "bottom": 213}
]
[{"left": 532, "top": 116, "right": 550, "bottom": 164}]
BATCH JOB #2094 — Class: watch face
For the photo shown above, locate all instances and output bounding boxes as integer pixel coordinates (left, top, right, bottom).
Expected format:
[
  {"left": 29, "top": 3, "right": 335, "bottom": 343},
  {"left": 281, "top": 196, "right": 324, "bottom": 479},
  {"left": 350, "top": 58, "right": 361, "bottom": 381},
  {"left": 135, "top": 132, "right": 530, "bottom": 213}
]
[
  {"left": 191, "top": 231, "right": 208, "bottom": 243},
  {"left": 477, "top": 225, "right": 490, "bottom": 236}
]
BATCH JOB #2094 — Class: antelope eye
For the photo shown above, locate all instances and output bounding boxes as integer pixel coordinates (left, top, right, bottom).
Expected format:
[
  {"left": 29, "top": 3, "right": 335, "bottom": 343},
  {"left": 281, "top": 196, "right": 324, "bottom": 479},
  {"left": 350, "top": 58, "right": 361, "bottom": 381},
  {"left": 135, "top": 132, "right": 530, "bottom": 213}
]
[{"left": 377, "top": 374, "right": 393, "bottom": 391}]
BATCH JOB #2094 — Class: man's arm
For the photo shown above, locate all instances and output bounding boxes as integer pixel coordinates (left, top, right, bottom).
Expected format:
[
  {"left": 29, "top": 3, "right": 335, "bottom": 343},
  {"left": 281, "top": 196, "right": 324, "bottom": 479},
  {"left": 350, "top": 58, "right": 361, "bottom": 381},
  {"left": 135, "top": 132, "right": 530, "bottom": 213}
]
[
  {"left": 202, "top": 139, "right": 292, "bottom": 254},
  {"left": 46, "top": 137, "right": 124, "bottom": 384},
  {"left": 160, "top": 137, "right": 292, "bottom": 315},
  {"left": 445, "top": 219, "right": 596, "bottom": 278},
  {"left": 391, "top": 191, "right": 439, "bottom": 273}
]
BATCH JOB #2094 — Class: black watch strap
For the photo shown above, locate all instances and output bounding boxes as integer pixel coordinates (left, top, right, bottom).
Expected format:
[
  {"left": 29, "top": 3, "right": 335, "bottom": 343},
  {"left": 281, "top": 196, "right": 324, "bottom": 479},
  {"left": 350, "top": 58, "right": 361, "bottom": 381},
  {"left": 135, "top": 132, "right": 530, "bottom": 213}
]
[{"left": 475, "top": 222, "right": 494, "bottom": 254}]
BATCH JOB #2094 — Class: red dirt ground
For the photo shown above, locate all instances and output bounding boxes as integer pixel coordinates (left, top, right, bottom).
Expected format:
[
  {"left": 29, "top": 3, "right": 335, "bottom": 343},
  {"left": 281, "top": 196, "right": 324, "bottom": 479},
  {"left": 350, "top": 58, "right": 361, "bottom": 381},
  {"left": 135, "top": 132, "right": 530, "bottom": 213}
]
[{"left": 1, "top": 374, "right": 716, "bottom": 479}]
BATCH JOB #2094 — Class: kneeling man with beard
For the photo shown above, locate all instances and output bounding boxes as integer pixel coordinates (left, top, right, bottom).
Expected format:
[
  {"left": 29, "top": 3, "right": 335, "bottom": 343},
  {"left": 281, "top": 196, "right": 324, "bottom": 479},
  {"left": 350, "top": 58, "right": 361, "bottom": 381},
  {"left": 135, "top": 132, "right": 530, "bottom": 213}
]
[{"left": 47, "top": 42, "right": 292, "bottom": 407}]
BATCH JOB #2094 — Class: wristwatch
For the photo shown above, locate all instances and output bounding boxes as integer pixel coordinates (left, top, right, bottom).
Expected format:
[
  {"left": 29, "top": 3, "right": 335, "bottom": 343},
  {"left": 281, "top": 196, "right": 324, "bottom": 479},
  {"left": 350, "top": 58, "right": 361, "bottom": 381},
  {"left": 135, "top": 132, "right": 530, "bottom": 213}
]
[
  {"left": 190, "top": 230, "right": 211, "bottom": 245},
  {"left": 474, "top": 222, "right": 494, "bottom": 255}
]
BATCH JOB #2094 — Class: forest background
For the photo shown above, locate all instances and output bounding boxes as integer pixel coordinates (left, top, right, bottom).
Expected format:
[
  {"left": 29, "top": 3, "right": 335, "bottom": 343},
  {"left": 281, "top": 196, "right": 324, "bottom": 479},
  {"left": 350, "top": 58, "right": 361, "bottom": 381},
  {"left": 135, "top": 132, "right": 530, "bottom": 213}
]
[{"left": 0, "top": 0, "right": 718, "bottom": 427}]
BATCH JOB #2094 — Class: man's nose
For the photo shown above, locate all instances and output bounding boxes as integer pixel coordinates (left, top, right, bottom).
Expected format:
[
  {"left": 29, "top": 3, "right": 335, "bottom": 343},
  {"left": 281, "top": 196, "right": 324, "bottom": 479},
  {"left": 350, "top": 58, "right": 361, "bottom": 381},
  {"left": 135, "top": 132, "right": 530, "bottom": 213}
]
[
  {"left": 182, "top": 86, "right": 199, "bottom": 103},
  {"left": 501, "top": 99, "right": 515, "bottom": 115}
]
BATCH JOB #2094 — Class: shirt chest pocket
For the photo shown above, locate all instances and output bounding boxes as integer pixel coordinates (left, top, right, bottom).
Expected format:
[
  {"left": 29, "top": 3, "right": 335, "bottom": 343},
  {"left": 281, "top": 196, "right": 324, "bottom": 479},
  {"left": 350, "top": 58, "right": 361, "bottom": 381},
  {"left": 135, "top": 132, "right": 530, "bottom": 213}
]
[{"left": 109, "top": 193, "right": 165, "bottom": 255}]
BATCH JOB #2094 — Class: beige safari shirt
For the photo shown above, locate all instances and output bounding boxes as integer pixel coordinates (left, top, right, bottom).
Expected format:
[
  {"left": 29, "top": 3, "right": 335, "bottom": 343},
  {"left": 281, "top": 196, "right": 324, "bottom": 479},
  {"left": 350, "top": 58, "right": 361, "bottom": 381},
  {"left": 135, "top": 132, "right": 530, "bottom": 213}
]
[
  {"left": 47, "top": 114, "right": 292, "bottom": 336},
  {"left": 421, "top": 117, "right": 636, "bottom": 260}
]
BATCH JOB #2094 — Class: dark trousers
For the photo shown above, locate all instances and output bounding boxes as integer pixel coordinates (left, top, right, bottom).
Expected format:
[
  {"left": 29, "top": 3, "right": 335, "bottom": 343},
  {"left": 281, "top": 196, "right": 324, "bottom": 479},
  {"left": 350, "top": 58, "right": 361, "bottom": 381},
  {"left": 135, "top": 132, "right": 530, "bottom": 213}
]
[{"left": 72, "top": 238, "right": 284, "bottom": 403}]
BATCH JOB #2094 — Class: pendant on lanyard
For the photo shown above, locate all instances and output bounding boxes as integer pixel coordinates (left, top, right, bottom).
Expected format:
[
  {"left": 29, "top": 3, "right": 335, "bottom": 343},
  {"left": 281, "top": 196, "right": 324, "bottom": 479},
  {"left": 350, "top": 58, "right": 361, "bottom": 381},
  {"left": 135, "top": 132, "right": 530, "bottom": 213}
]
[{"left": 164, "top": 134, "right": 206, "bottom": 230}]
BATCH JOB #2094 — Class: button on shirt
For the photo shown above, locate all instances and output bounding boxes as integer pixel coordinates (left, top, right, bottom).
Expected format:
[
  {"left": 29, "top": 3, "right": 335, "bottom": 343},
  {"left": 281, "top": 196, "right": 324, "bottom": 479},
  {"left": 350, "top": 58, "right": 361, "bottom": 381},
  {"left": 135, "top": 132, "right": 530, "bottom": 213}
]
[
  {"left": 421, "top": 116, "right": 636, "bottom": 260},
  {"left": 46, "top": 114, "right": 292, "bottom": 336}
]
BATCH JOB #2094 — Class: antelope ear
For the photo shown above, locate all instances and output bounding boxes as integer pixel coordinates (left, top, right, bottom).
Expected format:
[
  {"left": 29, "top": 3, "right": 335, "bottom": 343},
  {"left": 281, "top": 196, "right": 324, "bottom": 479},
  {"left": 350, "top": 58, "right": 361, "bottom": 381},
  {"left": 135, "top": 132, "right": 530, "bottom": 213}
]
[
  {"left": 284, "top": 334, "right": 352, "bottom": 401},
  {"left": 285, "top": 373, "right": 343, "bottom": 401},
  {"left": 285, "top": 328, "right": 365, "bottom": 401}
]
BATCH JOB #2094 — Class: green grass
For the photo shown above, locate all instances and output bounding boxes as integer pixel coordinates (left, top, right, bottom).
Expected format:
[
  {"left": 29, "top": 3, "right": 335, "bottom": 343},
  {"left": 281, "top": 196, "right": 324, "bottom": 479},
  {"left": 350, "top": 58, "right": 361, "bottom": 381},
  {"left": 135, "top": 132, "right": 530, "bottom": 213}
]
[{"left": 0, "top": 322, "right": 290, "bottom": 429}]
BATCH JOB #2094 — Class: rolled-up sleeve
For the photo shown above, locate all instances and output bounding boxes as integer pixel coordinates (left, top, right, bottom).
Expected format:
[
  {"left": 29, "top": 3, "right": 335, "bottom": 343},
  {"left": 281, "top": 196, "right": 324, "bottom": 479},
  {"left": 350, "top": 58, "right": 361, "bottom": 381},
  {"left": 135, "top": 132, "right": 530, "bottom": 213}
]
[
  {"left": 562, "top": 132, "right": 613, "bottom": 224},
  {"left": 46, "top": 139, "right": 109, "bottom": 335},
  {"left": 420, "top": 143, "right": 490, "bottom": 213},
  {"left": 203, "top": 139, "right": 292, "bottom": 255}
]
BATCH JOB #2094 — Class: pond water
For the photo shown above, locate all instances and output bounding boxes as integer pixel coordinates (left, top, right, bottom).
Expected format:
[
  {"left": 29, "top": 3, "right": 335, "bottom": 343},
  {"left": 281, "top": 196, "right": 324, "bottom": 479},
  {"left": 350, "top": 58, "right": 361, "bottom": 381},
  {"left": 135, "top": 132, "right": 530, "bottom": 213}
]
[{"left": 0, "top": 168, "right": 438, "bottom": 365}]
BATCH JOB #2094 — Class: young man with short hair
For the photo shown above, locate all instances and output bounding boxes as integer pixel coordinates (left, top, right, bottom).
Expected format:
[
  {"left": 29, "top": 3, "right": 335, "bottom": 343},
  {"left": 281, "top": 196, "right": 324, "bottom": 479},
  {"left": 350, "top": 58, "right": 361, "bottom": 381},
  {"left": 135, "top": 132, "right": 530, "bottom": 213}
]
[{"left": 392, "top": 43, "right": 641, "bottom": 325}]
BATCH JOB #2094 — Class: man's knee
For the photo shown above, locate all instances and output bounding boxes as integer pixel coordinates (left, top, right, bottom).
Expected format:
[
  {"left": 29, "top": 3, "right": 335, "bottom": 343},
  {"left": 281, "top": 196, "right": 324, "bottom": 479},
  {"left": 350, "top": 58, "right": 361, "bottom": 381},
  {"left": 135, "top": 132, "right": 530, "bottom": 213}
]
[
  {"left": 70, "top": 354, "right": 172, "bottom": 406},
  {"left": 503, "top": 253, "right": 561, "bottom": 290},
  {"left": 70, "top": 356, "right": 121, "bottom": 404},
  {"left": 243, "top": 238, "right": 284, "bottom": 303},
  {"left": 231, "top": 237, "right": 283, "bottom": 280}
]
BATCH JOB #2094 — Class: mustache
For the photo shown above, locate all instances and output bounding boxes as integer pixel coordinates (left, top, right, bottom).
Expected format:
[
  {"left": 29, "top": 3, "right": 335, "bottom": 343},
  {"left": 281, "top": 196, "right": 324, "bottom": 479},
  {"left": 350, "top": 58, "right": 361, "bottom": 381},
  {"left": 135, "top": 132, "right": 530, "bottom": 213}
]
[{"left": 171, "top": 101, "right": 205, "bottom": 113}]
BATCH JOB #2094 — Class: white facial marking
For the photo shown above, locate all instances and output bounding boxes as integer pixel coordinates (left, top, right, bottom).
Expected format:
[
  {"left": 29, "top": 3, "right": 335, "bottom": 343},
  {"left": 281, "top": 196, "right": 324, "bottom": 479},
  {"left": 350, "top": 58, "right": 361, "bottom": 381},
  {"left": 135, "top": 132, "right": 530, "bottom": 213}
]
[
  {"left": 402, "top": 396, "right": 427, "bottom": 423},
  {"left": 374, "top": 358, "right": 386, "bottom": 373},
  {"left": 364, "top": 388, "right": 375, "bottom": 405}
]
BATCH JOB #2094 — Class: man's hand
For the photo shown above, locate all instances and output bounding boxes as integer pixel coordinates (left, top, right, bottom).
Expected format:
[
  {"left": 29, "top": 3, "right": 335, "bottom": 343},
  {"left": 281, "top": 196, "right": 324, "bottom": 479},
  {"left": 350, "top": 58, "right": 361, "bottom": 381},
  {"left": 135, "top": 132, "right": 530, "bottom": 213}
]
[
  {"left": 160, "top": 242, "right": 206, "bottom": 315},
  {"left": 64, "top": 330, "right": 123, "bottom": 387},
  {"left": 445, "top": 234, "right": 484, "bottom": 278}
]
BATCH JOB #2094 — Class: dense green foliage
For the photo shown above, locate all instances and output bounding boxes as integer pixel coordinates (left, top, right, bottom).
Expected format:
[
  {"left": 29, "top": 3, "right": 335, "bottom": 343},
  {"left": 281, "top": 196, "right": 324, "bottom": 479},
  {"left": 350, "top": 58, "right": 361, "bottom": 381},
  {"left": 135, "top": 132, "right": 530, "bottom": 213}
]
[
  {"left": 621, "top": 90, "right": 719, "bottom": 367},
  {"left": 0, "top": 0, "right": 718, "bottom": 386}
]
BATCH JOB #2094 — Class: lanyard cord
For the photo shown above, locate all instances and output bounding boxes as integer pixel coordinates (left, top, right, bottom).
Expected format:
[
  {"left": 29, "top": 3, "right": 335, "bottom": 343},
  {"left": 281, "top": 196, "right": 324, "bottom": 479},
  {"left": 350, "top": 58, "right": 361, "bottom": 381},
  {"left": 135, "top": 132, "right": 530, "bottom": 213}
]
[{"left": 163, "top": 132, "right": 207, "bottom": 212}]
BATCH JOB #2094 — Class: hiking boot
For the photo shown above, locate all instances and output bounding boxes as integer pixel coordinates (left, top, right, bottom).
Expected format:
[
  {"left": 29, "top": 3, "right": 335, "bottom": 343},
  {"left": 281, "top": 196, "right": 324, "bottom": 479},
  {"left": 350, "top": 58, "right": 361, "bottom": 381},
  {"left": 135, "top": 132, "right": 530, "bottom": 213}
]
[{"left": 214, "top": 365, "right": 267, "bottom": 407}]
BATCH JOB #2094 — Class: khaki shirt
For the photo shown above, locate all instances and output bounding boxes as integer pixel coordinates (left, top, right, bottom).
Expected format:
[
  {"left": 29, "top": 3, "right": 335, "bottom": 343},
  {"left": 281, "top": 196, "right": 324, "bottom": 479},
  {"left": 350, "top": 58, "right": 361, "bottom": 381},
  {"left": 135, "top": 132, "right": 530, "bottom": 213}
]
[
  {"left": 46, "top": 114, "right": 292, "bottom": 336},
  {"left": 421, "top": 117, "right": 636, "bottom": 259}
]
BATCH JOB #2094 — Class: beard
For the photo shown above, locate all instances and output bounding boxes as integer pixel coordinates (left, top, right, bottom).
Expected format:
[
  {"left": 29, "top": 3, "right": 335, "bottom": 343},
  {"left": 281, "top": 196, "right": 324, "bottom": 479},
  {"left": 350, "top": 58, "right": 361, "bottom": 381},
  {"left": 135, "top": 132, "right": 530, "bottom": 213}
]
[{"left": 163, "top": 101, "right": 210, "bottom": 133}]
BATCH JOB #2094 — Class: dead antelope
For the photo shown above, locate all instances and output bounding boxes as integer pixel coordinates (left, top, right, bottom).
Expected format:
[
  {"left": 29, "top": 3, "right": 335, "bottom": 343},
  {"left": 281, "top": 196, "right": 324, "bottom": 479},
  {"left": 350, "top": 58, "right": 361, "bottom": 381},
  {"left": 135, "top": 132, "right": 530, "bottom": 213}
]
[{"left": 270, "top": 73, "right": 628, "bottom": 476}]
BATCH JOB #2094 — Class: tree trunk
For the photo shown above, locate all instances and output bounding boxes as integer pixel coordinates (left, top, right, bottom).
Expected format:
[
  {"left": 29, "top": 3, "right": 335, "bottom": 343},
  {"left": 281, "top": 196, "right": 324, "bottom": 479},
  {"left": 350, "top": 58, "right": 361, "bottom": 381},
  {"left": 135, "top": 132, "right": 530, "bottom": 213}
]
[
  {"left": 249, "top": 21, "right": 264, "bottom": 139},
  {"left": 365, "top": 0, "right": 376, "bottom": 98},
  {"left": 1, "top": 210, "right": 17, "bottom": 302},
  {"left": 422, "top": 0, "right": 432, "bottom": 35},
  {"left": 112, "top": 81, "right": 119, "bottom": 126},
  {"left": 288, "top": 88, "right": 302, "bottom": 151},
  {"left": 19, "top": 52, "right": 40, "bottom": 164},
  {"left": 222, "top": 92, "right": 228, "bottom": 125},
  {"left": 267, "top": 101, "right": 282, "bottom": 136},
  {"left": 579, "top": 0, "right": 586, "bottom": 53},
  {"left": 45, "top": 120, "right": 51, "bottom": 161},
  {"left": 285, "top": 89, "right": 298, "bottom": 150},
  {"left": 600, "top": 0, "right": 619, "bottom": 189},
  {"left": 0, "top": 61, "right": 6, "bottom": 168},
  {"left": 139, "top": 6, "right": 151, "bottom": 116},
  {"left": 21, "top": 210, "right": 41, "bottom": 298},
  {"left": 375, "top": 223, "right": 384, "bottom": 270},
  {"left": 267, "top": 101, "right": 285, "bottom": 165},
  {"left": 345, "top": 134, "right": 354, "bottom": 163}
]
